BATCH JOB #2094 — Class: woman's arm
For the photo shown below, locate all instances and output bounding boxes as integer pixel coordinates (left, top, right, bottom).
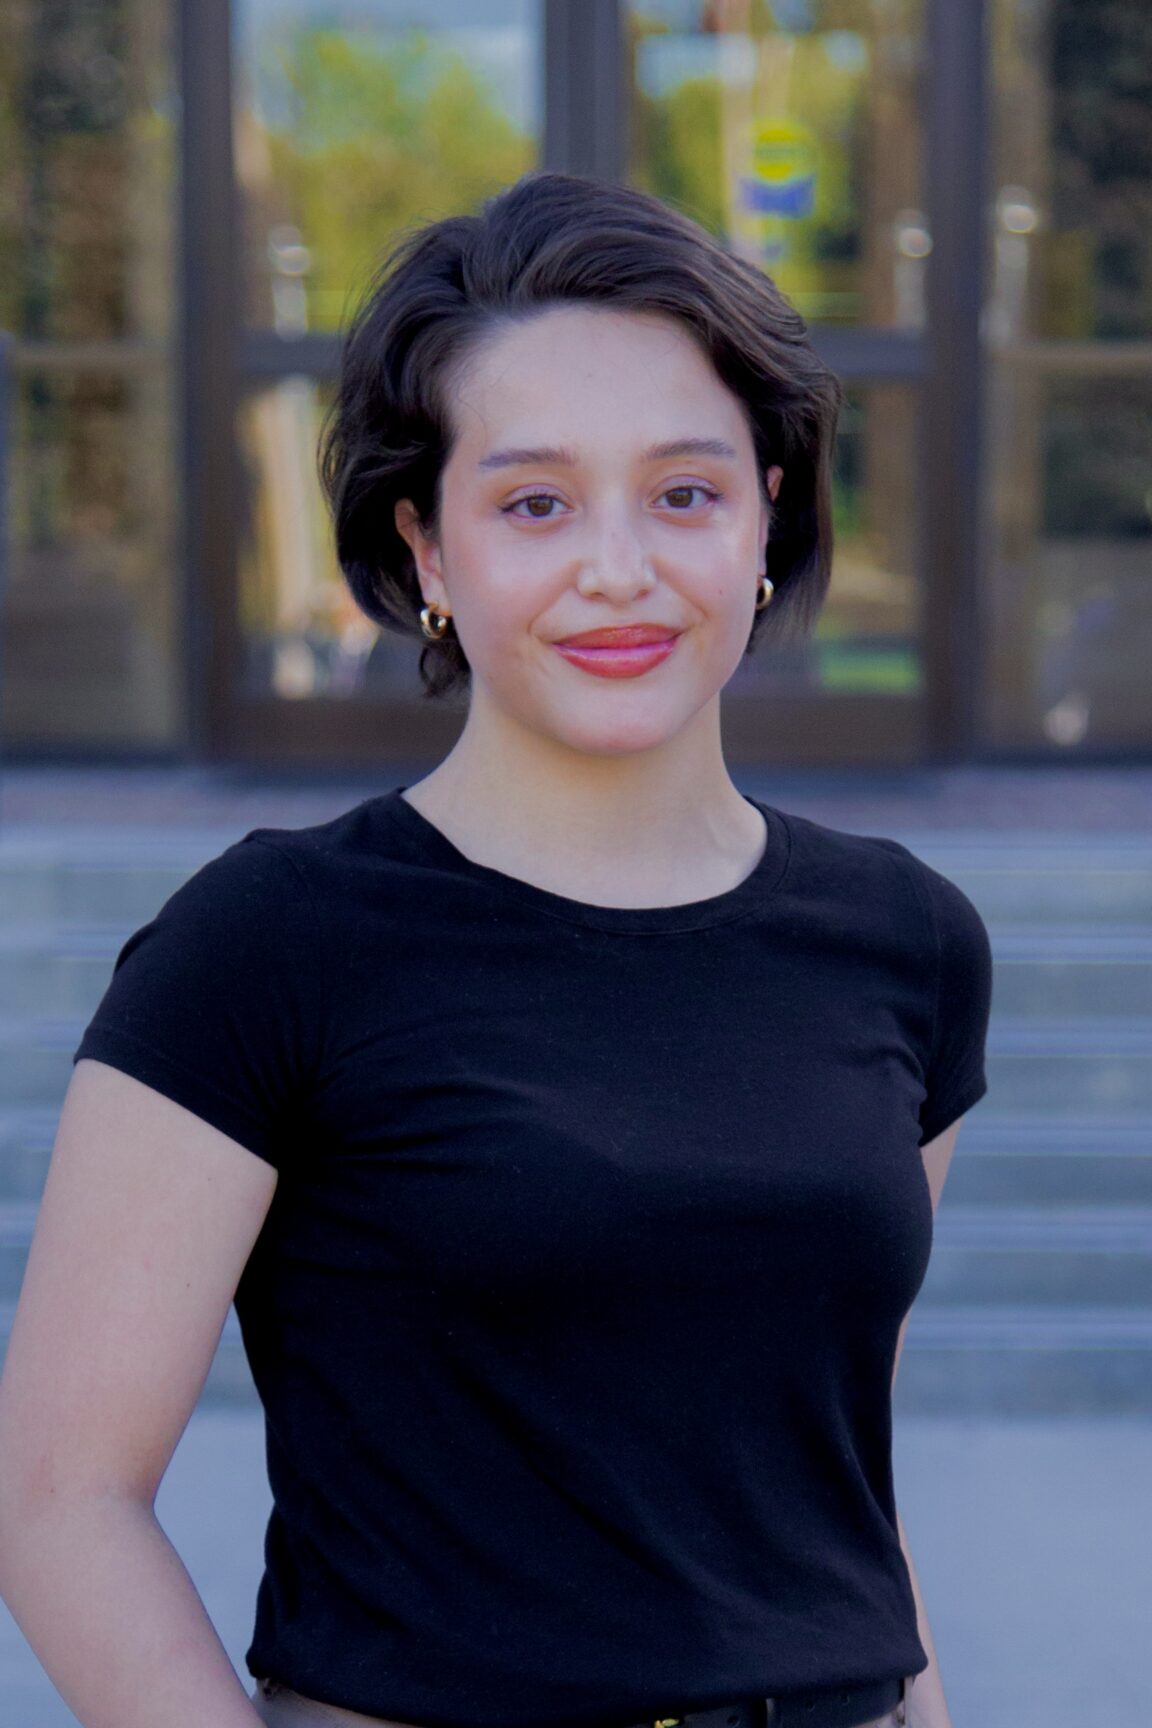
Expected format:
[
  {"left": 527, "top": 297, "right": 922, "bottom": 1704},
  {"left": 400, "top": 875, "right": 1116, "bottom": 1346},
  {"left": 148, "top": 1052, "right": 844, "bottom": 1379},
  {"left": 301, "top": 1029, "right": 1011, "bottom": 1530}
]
[
  {"left": 890, "top": 1114, "right": 966, "bottom": 1728},
  {"left": 895, "top": 1506, "right": 951, "bottom": 1728},
  {"left": 0, "top": 1058, "right": 280, "bottom": 1728},
  {"left": 0, "top": 1491, "right": 266, "bottom": 1728}
]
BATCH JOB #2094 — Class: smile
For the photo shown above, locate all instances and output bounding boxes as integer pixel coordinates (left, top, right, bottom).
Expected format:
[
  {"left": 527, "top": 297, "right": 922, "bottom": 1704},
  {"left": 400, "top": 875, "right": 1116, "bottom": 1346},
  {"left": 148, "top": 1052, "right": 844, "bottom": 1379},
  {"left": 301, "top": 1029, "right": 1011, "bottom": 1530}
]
[{"left": 549, "top": 636, "right": 681, "bottom": 679}]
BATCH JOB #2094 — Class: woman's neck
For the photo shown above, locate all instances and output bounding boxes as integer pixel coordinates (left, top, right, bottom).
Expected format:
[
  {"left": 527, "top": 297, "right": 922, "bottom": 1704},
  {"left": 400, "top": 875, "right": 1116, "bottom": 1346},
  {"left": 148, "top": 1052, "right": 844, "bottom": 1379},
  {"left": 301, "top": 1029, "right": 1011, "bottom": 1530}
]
[{"left": 395, "top": 712, "right": 766, "bottom": 908}]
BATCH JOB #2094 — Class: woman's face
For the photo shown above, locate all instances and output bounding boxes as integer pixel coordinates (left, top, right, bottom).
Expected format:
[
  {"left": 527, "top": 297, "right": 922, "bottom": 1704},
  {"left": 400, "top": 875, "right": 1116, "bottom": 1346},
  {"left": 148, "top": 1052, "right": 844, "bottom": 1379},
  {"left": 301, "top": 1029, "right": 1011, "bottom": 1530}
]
[{"left": 395, "top": 303, "right": 782, "bottom": 759}]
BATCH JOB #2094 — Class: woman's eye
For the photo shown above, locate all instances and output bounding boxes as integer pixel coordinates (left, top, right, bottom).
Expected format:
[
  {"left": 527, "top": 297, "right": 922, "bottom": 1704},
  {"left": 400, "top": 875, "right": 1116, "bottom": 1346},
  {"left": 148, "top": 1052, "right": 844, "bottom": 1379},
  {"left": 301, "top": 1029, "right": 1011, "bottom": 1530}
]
[
  {"left": 499, "top": 484, "right": 721, "bottom": 520},
  {"left": 500, "top": 493, "right": 562, "bottom": 520},
  {"left": 662, "top": 484, "right": 720, "bottom": 510}
]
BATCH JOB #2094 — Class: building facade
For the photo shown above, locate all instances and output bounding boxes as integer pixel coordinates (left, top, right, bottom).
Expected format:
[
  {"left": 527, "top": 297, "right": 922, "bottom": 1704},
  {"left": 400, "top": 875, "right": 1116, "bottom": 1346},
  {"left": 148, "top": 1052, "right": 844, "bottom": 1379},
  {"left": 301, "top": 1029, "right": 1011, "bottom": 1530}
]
[{"left": 1, "top": 0, "right": 1149, "bottom": 769}]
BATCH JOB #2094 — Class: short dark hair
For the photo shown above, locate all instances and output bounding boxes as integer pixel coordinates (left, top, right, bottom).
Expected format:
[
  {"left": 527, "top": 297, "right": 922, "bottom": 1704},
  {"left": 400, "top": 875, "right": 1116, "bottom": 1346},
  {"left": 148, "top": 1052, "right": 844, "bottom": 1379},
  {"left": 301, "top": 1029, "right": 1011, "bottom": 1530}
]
[{"left": 318, "top": 169, "right": 842, "bottom": 700}]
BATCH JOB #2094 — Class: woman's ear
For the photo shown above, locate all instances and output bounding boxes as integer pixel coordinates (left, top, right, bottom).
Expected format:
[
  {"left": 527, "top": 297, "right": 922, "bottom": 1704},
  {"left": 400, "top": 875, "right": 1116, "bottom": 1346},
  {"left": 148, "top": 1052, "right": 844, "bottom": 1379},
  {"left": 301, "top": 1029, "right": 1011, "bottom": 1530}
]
[
  {"left": 757, "top": 467, "right": 784, "bottom": 573},
  {"left": 394, "top": 498, "right": 447, "bottom": 610},
  {"left": 393, "top": 498, "right": 423, "bottom": 560}
]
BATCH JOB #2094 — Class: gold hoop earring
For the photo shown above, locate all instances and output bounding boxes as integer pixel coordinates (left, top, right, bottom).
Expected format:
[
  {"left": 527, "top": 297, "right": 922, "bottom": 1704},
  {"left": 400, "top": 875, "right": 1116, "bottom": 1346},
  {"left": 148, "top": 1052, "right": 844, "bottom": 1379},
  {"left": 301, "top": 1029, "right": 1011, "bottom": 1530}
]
[
  {"left": 754, "top": 576, "right": 775, "bottom": 612},
  {"left": 419, "top": 601, "right": 451, "bottom": 641}
]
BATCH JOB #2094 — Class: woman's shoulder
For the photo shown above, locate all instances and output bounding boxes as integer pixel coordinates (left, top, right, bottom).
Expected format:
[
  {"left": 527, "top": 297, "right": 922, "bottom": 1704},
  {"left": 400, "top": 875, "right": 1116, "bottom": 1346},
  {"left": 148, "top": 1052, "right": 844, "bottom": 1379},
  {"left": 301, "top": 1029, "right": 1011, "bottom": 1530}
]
[
  {"left": 774, "top": 805, "right": 989, "bottom": 951},
  {"left": 772, "top": 804, "right": 929, "bottom": 889},
  {"left": 217, "top": 791, "right": 408, "bottom": 898}
]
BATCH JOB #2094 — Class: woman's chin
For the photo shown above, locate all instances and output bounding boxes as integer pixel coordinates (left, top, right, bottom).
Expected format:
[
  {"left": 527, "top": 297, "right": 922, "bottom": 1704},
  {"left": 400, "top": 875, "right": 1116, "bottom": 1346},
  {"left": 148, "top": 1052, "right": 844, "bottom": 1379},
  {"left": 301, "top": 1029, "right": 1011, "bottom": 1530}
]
[{"left": 540, "top": 700, "right": 710, "bottom": 760}]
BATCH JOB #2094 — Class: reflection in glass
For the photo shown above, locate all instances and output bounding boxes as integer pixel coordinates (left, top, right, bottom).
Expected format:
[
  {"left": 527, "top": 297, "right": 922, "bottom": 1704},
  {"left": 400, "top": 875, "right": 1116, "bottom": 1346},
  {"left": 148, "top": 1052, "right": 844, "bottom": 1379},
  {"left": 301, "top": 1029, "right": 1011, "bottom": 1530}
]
[
  {"left": 985, "top": 0, "right": 1152, "bottom": 750},
  {"left": 238, "top": 380, "right": 438, "bottom": 704},
  {"left": 233, "top": 0, "right": 543, "bottom": 332},
  {"left": 626, "top": 0, "right": 925, "bottom": 327},
  {"left": 0, "top": 1, "right": 180, "bottom": 748},
  {"left": 0, "top": 1, "right": 177, "bottom": 345},
  {"left": 985, "top": 370, "right": 1152, "bottom": 750},
  {"left": 3, "top": 366, "right": 179, "bottom": 745},
  {"left": 991, "top": 0, "right": 1152, "bottom": 342},
  {"left": 731, "top": 384, "right": 921, "bottom": 696},
  {"left": 238, "top": 380, "right": 382, "bottom": 701}
]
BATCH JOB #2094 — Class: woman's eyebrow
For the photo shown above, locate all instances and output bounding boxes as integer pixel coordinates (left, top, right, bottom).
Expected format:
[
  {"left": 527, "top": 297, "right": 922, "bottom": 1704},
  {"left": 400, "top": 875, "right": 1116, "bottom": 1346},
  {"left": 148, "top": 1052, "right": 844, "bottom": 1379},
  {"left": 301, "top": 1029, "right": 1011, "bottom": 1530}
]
[{"left": 477, "top": 436, "right": 739, "bottom": 471}]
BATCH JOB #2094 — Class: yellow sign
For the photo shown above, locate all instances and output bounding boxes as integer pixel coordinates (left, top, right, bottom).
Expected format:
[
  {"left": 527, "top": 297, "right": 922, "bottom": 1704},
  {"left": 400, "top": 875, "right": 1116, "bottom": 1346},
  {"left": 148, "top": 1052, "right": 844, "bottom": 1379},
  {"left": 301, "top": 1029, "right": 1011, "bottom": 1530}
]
[{"left": 742, "top": 118, "right": 818, "bottom": 218}]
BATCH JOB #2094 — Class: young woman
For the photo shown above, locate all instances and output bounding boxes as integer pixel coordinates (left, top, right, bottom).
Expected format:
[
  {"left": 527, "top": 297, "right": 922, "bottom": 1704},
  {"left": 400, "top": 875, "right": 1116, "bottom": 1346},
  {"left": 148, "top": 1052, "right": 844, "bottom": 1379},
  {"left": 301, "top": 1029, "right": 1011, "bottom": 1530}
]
[{"left": 0, "top": 171, "right": 992, "bottom": 1728}]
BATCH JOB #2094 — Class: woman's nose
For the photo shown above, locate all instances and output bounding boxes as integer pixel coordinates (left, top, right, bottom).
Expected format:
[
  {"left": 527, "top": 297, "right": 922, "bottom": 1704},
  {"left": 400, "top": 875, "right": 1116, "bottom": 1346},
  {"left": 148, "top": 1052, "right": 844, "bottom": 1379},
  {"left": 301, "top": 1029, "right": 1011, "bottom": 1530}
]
[{"left": 574, "top": 520, "right": 657, "bottom": 602}]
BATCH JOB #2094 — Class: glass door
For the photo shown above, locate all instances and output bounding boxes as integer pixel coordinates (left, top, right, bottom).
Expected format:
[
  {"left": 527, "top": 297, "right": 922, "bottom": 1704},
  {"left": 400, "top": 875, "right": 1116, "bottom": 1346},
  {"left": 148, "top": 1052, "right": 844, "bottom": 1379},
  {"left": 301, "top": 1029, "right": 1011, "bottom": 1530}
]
[
  {"left": 218, "top": 0, "right": 545, "bottom": 764},
  {"left": 625, "top": 0, "right": 934, "bottom": 763},
  {"left": 0, "top": 0, "right": 182, "bottom": 753}
]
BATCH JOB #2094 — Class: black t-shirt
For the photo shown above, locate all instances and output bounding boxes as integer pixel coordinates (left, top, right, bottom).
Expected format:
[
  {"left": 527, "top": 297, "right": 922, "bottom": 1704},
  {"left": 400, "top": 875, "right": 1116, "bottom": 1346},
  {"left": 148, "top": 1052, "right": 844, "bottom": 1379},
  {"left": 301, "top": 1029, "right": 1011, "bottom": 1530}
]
[{"left": 71, "top": 787, "right": 993, "bottom": 1728}]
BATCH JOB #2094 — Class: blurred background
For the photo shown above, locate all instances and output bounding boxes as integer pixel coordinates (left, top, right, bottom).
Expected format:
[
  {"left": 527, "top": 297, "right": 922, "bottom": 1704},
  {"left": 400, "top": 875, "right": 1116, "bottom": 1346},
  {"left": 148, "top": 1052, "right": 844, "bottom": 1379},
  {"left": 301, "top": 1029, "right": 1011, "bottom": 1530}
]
[{"left": 0, "top": 4, "right": 1150, "bottom": 1725}]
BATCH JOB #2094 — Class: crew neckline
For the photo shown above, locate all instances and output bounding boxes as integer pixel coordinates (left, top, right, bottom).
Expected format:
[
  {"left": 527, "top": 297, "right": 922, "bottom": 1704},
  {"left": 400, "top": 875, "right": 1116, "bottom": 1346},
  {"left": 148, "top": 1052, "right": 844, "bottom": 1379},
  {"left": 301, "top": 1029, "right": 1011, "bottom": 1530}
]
[{"left": 374, "top": 785, "right": 793, "bottom": 934}]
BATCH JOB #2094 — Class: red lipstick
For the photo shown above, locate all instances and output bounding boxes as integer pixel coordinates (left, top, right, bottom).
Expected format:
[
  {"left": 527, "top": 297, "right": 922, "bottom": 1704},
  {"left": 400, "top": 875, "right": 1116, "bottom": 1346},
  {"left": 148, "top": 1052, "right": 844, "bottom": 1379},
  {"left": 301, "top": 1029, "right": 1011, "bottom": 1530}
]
[{"left": 550, "top": 624, "right": 683, "bottom": 679}]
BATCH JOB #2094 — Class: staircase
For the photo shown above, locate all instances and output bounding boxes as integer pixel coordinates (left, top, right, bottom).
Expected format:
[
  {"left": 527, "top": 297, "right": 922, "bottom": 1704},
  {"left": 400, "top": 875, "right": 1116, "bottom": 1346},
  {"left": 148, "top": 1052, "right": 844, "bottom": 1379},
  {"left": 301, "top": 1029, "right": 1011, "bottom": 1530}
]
[
  {"left": 1, "top": 826, "right": 1150, "bottom": 1412},
  {"left": 894, "top": 834, "right": 1152, "bottom": 1413},
  {"left": 0, "top": 830, "right": 260, "bottom": 1405}
]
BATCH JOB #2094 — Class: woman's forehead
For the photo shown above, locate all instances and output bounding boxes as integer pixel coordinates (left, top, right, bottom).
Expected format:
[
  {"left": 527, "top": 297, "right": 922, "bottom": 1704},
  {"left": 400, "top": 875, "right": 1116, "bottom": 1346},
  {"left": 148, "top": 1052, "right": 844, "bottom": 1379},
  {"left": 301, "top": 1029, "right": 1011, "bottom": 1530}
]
[
  {"left": 461, "top": 302, "right": 709, "bottom": 373},
  {"left": 447, "top": 316, "right": 747, "bottom": 454}
]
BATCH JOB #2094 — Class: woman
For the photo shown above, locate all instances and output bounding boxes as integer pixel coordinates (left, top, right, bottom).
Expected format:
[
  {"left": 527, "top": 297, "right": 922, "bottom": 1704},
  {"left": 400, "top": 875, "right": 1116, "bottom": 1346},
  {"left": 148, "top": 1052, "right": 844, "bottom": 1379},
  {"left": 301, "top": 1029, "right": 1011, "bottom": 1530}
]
[{"left": 0, "top": 171, "right": 992, "bottom": 1728}]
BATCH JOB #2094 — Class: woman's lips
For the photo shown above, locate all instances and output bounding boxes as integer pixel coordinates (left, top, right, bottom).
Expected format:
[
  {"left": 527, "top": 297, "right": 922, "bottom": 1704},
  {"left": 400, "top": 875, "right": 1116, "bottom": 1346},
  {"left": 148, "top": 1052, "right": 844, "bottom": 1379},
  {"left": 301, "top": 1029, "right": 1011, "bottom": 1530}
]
[{"left": 550, "top": 635, "right": 681, "bottom": 678}]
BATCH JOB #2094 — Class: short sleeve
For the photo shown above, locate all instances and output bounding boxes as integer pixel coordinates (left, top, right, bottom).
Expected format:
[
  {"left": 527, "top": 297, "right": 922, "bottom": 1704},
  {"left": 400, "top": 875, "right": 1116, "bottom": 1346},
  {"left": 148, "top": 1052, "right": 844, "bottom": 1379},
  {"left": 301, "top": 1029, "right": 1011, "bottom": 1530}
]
[
  {"left": 913, "top": 862, "right": 994, "bottom": 1146},
  {"left": 71, "top": 835, "right": 327, "bottom": 1170}
]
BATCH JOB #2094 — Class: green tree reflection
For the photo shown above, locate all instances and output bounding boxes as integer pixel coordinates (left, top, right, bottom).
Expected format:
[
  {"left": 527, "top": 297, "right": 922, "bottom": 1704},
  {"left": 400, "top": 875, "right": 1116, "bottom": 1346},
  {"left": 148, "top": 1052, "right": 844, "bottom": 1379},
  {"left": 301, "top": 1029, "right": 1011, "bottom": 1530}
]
[{"left": 254, "top": 27, "right": 533, "bottom": 332}]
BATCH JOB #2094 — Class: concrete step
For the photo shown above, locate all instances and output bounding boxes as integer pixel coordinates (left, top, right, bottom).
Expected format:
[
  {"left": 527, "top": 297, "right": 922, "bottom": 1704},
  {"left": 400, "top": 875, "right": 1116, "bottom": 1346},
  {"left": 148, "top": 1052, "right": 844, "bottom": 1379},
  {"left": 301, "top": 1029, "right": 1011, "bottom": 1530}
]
[
  {"left": 0, "top": 831, "right": 235, "bottom": 925},
  {"left": 919, "top": 1206, "right": 1152, "bottom": 1304},
  {"left": 984, "top": 927, "right": 1152, "bottom": 1018},
  {"left": 0, "top": 926, "right": 123, "bottom": 1019},
  {"left": 896, "top": 1305, "right": 1152, "bottom": 1414},
  {"left": 946, "top": 1115, "right": 1152, "bottom": 1206},
  {"left": 986, "top": 1020, "right": 1152, "bottom": 1112},
  {"left": 895, "top": 838, "right": 1152, "bottom": 925},
  {"left": 0, "top": 1106, "right": 59, "bottom": 1203}
]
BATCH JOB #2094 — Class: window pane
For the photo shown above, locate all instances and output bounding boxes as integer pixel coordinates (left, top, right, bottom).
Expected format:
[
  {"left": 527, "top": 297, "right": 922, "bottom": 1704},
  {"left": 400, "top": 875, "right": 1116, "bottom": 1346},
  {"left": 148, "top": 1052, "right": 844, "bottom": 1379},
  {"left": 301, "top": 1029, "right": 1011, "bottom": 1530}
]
[
  {"left": 0, "top": 2, "right": 177, "bottom": 345},
  {"left": 626, "top": 0, "right": 926, "bottom": 328},
  {"left": 730, "top": 384, "right": 922, "bottom": 697},
  {"left": 990, "top": 0, "right": 1152, "bottom": 343},
  {"left": 984, "top": 366, "right": 1152, "bottom": 750},
  {"left": 3, "top": 365, "right": 180, "bottom": 746},
  {"left": 0, "top": 1, "right": 180, "bottom": 749},
  {"left": 984, "top": 0, "right": 1152, "bottom": 751},
  {"left": 237, "top": 378, "right": 420, "bottom": 701},
  {"left": 233, "top": 0, "right": 544, "bottom": 333}
]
